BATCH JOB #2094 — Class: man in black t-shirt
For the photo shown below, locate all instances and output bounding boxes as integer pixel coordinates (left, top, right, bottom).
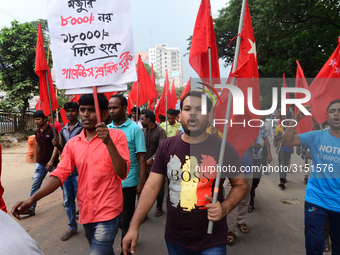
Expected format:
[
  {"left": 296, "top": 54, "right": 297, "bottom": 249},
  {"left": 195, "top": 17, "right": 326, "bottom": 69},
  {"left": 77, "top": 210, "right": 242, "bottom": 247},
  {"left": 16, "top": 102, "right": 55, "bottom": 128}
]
[
  {"left": 123, "top": 91, "right": 248, "bottom": 254},
  {"left": 24, "top": 110, "right": 59, "bottom": 216}
]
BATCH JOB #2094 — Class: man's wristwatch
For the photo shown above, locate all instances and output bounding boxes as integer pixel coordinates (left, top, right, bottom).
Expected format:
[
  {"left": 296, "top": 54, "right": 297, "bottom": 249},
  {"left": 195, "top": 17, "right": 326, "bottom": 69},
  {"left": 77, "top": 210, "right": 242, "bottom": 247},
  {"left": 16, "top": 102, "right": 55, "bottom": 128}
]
[{"left": 152, "top": 156, "right": 155, "bottom": 161}]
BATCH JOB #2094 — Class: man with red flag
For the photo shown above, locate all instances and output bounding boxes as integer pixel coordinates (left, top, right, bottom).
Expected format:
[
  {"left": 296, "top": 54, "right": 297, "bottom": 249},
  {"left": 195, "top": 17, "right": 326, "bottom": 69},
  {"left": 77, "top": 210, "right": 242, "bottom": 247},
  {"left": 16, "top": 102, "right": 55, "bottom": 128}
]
[{"left": 35, "top": 23, "right": 58, "bottom": 118}]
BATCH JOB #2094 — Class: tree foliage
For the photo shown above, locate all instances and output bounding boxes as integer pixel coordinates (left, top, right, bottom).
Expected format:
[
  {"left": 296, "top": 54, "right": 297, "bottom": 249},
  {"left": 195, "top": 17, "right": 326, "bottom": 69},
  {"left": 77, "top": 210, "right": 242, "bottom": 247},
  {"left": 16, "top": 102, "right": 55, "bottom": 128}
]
[
  {"left": 214, "top": 0, "right": 340, "bottom": 78},
  {"left": 0, "top": 20, "right": 39, "bottom": 131},
  {"left": 211, "top": 0, "right": 340, "bottom": 109}
]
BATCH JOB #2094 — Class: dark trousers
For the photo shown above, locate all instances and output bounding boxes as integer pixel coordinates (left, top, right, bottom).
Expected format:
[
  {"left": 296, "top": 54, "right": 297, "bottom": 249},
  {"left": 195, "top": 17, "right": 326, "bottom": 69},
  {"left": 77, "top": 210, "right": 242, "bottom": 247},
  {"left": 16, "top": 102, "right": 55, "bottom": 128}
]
[
  {"left": 262, "top": 146, "right": 268, "bottom": 166},
  {"left": 305, "top": 202, "right": 340, "bottom": 254},
  {"left": 250, "top": 159, "right": 262, "bottom": 208},
  {"left": 121, "top": 186, "right": 137, "bottom": 242},
  {"left": 278, "top": 151, "right": 291, "bottom": 183}
]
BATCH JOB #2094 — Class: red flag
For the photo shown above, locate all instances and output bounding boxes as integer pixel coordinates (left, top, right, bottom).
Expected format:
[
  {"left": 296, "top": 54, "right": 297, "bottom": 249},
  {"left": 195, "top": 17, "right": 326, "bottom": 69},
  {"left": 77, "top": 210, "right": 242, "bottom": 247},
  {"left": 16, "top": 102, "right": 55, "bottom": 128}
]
[
  {"left": 35, "top": 98, "right": 41, "bottom": 110},
  {"left": 169, "top": 79, "right": 178, "bottom": 110},
  {"left": 308, "top": 37, "right": 340, "bottom": 124},
  {"left": 155, "top": 70, "right": 170, "bottom": 123},
  {"left": 127, "top": 92, "right": 135, "bottom": 114},
  {"left": 148, "top": 63, "right": 158, "bottom": 111},
  {"left": 104, "top": 92, "right": 118, "bottom": 102},
  {"left": 71, "top": 94, "right": 81, "bottom": 103},
  {"left": 189, "top": 0, "right": 220, "bottom": 80},
  {"left": 180, "top": 77, "right": 191, "bottom": 100},
  {"left": 295, "top": 60, "right": 313, "bottom": 134},
  {"left": 0, "top": 145, "right": 6, "bottom": 213},
  {"left": 131, "top": 55, "right": 159, "bottom": 107},
  {"left": 35, "top": 23, "right": 58, "bottom": 117},
  {"left": 214, "top": 0, "right": 260, "bottom": 158},
  {"left": 59, "top": 107, "right": 68, "bottom": 126}
]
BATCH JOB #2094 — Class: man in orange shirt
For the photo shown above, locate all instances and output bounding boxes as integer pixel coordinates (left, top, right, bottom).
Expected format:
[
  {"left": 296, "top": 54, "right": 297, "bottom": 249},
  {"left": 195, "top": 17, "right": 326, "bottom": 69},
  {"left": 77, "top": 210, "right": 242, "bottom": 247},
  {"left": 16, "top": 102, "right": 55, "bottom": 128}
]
[{"left": 12, "top": 94, "right": 131, "bottom": 254}]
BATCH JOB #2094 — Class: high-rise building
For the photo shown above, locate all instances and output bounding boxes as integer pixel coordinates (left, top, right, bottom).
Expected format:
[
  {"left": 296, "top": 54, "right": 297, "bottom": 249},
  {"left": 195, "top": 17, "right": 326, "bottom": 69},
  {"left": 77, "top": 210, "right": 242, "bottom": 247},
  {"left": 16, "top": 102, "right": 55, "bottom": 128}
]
[{"left": 148, "top": 44, "right": 182, "bottom": 87}]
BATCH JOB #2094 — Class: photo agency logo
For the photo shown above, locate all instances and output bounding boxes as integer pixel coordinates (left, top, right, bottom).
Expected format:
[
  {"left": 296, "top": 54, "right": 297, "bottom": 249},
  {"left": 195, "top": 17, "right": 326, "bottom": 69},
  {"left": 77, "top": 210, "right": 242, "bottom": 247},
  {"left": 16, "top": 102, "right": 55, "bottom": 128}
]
[{"left": 198, "top": 79, "right": 312, "bottom": 128}]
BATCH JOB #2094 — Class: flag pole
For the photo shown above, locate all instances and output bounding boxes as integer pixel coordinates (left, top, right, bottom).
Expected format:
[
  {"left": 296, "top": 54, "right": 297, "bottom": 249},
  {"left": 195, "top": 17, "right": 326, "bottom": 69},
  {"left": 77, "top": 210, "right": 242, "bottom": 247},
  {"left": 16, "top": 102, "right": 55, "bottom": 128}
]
[
  {"left": 153, "top": 98, "right": 156, "bottom": 113},
  {"left": 165, "top": 95, "right": 168, "bottom": 135},
  {"left": 93, "top": 86, "right": 102, "bottom": 123},
  {"left": 207, "top": 0, "right": 247, "bottom": 234},
  {"left": 45, "top": 70, "right": 56, "bottom": 139},
  {"left": 136, "top": 81, "right": 139, "bottom": 123},
  {"left": 208, "top": 47, "right": 214, "bottom": 124}
]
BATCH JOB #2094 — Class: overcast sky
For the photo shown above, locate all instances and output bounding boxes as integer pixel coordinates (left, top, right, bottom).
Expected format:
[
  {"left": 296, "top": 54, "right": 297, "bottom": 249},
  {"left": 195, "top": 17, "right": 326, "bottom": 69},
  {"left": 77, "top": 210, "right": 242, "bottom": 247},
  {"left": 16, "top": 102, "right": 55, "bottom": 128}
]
[{"left": 0, "top": 0, "right": 232, "bottom": 82}]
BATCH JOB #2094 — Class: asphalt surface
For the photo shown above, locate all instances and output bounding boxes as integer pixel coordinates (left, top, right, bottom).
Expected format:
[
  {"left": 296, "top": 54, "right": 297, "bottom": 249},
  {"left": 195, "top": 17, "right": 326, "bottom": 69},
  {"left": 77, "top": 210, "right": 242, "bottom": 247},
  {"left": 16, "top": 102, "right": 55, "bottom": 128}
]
[{"left": 2, "top": 142, "right": 328, "bottom": 255}]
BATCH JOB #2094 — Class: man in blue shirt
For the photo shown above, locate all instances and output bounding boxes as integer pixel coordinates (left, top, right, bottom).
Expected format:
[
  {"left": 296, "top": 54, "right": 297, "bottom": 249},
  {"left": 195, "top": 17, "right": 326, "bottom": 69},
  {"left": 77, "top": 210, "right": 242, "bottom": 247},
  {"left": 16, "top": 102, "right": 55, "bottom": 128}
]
[
  {"left": 283, "top": 100, "right": 340, "bottom": 255},
  {"left": 108, "top": 94, "right": 147, "bottom": 253}
]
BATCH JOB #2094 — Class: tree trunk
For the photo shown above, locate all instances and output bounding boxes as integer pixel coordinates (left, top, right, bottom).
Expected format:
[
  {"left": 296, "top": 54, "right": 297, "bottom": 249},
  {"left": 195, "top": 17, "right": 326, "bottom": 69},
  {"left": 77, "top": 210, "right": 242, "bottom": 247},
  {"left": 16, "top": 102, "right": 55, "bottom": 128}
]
[{"left": 18, "top": 99, "right": 29, "bottom": 133}]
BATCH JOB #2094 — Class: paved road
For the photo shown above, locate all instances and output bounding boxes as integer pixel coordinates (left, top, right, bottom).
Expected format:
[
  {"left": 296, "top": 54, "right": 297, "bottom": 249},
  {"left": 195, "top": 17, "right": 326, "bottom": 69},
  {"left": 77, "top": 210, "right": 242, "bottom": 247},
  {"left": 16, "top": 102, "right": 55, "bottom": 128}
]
[{"left": 2, "top": 142, "right": 320, "bottom": 255}]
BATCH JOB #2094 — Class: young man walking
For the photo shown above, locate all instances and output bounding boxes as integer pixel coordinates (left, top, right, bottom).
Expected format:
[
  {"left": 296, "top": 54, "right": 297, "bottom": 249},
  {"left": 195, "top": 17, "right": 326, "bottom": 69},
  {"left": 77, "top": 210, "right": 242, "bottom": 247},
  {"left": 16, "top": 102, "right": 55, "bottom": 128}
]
[
  {"left": 282, "top": 100, "right": 340, "bottom": 255},
  {"left": 12, "top": 94, "right": 130, "bottom": 255},
  {"left": 23, "top": 110, "right": 59, "bottom": 216},
  {"left": 108, "top": 94, "right": 147, "bottom": 253},
  {"left": 123, "top": 91, "right": 247, "bottom": 255}
]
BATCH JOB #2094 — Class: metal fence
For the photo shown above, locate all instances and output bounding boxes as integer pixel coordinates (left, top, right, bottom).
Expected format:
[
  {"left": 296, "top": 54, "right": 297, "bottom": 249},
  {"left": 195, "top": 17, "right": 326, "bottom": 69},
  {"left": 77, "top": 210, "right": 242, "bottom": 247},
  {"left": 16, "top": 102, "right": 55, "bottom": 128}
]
[{"left": 0, "top": 111, "right": 35, "bottom": 134}]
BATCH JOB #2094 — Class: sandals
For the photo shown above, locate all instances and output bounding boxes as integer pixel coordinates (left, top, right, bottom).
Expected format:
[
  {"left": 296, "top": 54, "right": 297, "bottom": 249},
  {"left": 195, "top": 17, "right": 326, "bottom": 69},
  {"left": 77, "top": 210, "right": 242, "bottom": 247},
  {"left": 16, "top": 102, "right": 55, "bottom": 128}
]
[
  {"left": 61, "top": 230, "right": 77, "bottom": 241},
  {"left": 237, "top": 224, "right": 249, "bottom": 234},
  {"left": 324, "top": 239, "right": 330, "bottom": 252},
  {"left": 227, "top": 232, "right": 235, "bottom": 245},
  {"left": 248, "top": 206, "right": 254, "bottom": 213},
  {"left": 154, "top": 208, "right": 163, "bottom": 217}
]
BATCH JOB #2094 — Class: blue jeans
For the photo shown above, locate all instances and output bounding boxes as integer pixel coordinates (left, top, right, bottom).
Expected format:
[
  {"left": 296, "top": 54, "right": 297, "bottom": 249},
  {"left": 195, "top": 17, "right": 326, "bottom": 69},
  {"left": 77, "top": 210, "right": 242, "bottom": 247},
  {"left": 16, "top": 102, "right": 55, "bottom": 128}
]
[
  {"left": 30, "top": 163, "right": 56, "bottom": 210},
  {"left": 83, "top": 214, "right": 121, "bottom": 255},
  {"left": 62, "top": 175, "right": 78, "bottom": 232},
  {"left": 305, "top": 202, "right": 340, "bottom": 255},
  {"left": 165, "top": 238, "right": 226, "bottom": 255}
]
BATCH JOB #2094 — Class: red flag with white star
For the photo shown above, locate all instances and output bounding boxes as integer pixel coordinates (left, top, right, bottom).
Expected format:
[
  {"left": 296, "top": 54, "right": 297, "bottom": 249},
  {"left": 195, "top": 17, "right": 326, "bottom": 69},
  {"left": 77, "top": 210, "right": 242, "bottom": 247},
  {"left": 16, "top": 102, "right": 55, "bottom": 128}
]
[
  {"left": 295, "top": 60, "right": 313, "bottom": 134},
  {"left": 308, "top": 37, "right": 340, "bottom": 124},
  {"left": 214, "top": 0, "right": 260, "bottom": 158}
]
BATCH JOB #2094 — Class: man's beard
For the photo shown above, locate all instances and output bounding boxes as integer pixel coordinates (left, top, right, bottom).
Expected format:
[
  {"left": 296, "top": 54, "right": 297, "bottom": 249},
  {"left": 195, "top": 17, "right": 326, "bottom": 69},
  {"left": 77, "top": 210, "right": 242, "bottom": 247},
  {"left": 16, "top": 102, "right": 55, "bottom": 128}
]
[{"left": 182, "top": 118, "right": 209, "bottom": 137}]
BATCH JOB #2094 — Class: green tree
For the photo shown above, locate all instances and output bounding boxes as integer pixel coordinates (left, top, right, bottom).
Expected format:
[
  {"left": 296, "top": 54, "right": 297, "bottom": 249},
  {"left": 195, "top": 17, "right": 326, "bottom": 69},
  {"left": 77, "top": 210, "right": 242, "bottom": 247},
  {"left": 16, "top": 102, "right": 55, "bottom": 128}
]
[
  {"left": 214, "top": 0, "right": 340, "bottom": 78},
  {"left": 0, "top": 20, "right": 39, "bottom": 131},
  {"left": 210, "top": 0, "right": 340, "bottom": 109}
]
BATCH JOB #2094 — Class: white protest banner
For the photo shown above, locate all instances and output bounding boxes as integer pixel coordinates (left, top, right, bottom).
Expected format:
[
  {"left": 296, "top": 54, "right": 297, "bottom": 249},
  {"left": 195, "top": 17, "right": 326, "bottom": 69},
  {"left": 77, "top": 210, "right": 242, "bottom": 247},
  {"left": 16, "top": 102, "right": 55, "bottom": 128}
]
[{"left": 47, "top": 0, "right": 137, "bottom": 90}]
